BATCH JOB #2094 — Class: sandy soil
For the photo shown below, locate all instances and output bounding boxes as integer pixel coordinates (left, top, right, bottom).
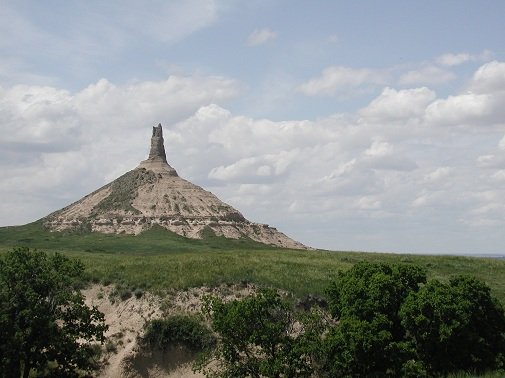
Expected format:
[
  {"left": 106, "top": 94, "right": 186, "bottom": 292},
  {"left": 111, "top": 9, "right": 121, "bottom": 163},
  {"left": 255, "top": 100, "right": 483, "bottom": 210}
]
[{"left": 83, "top": 284, "right": 256, "bottom": 378}]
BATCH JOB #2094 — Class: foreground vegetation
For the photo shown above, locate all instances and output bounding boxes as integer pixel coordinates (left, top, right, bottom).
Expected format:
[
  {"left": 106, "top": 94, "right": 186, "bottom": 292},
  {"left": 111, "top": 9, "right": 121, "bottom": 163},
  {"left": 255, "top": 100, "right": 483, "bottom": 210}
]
[
  {"left": 2, "top": 222, "right": 505, "bottom": 377},
  {"left": 0, "top": 248, "right": 107, "bottom": 377},
  {"left": 2, "top": 249, "right": 504, "bottom": 378},
  {"left": 143, "top": 263, "right": 505, "bottom": 377},
  {"left": 1, "top": 222, "right": 505, "bottom": 304}
]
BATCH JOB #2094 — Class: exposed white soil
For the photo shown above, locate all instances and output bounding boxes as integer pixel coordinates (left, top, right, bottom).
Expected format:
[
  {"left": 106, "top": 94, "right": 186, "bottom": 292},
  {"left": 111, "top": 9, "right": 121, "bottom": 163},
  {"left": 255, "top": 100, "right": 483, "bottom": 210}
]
[{"left": 84, "top": 284, "right": 256, "bottom": 378}]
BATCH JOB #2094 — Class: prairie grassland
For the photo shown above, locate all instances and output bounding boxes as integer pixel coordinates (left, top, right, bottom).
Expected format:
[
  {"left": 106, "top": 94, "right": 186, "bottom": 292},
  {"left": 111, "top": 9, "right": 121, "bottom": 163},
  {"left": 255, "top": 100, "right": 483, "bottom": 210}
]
[{"left": 1, "top": 221, "right": 505, "bottom": 303}]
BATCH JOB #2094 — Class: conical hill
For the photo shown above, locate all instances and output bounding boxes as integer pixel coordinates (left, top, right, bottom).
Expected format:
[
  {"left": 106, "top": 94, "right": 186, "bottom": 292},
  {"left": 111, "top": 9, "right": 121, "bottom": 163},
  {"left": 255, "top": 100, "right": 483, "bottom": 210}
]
[{"left": 43, "top": 124, "right": 306, "bottom": 249}]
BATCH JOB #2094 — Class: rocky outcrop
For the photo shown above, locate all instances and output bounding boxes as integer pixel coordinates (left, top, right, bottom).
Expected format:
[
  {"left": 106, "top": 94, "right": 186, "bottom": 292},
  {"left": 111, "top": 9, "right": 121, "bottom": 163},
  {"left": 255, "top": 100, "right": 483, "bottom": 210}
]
[
  {"left": 148, "top": 124, "right": 167, "bottom": 162},
  {"left": 43, "top": 124, "right": 307, "bottom": 249},
  {"left": 137, "top": 124, "right": 178, "bottom": 176}
]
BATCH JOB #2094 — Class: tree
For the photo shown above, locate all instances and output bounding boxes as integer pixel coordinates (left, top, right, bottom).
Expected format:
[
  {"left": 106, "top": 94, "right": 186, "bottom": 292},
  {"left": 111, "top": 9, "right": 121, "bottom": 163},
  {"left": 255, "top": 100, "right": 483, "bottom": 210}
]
[
  {"left": 323, "top": 262, "right": 426, "bottom": 377},
  {"left": 326, "top": 261, "right": 426, "bottom": 325},
  {"left": 400, "top": 275, "right": 505, "bottom": 375},
  {"left": 197, "top": 289, "right": 313, "bottom": 378},
  {"left": 323, "top": 262, "right": 505, "bottom": 377},
  {"left": 0, "top": 248, "right": 107, "bottom": 378}
]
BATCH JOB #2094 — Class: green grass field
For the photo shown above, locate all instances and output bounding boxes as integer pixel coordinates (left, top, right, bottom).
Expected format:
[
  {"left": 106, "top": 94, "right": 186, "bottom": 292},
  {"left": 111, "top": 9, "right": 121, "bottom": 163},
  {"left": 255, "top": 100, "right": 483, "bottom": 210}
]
[{"left": 1, "top": 221, "right": 505, "bottom": 304}]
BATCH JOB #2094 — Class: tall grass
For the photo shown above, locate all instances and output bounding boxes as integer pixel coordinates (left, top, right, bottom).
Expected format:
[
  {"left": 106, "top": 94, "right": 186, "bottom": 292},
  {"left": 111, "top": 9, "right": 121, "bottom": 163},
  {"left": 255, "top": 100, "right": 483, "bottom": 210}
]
[{"left": 1, "top": 221, "right": 505, "bottom": 303}]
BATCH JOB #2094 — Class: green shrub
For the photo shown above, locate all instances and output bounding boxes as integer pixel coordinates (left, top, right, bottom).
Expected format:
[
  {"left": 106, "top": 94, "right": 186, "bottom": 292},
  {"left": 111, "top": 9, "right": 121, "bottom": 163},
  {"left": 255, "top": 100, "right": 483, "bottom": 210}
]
[
  {"left": 142, "top": 315, "right": 215, "bottom": 352},
  {"left": 197, "top": 289, "right": 313, "bottom": 378}
]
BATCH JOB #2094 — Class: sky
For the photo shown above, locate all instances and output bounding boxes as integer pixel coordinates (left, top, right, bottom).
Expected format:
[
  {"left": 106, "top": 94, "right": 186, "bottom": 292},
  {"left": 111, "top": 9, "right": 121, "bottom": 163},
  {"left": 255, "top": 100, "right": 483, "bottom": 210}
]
[{"left": 1, "top": 1, "right": 505, "bottom": 255}]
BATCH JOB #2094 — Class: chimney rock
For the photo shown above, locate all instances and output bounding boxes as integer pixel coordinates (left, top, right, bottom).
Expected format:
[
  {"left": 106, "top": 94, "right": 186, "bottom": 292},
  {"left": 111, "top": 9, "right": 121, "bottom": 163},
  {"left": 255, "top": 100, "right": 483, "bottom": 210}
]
[
  {"left": 148, "top": 123, "right": 167, "bottom": 162},
  {"left": 137, "top": 123, "right": 178, "bottom": 175}
]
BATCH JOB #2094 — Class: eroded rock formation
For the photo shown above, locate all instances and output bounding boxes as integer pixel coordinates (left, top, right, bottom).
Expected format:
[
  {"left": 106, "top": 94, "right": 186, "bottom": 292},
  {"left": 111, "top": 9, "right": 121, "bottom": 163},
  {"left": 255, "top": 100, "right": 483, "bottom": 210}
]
[
  {"left": 148, "top": 124, "right": 167, "bottom": 162},
  {"left": 43, "top": 124, "right": 307, "bottom": 249}
]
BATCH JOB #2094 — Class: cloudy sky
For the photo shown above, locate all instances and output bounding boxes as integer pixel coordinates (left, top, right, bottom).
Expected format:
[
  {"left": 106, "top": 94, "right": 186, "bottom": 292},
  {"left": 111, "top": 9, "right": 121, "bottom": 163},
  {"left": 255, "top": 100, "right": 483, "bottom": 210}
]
[{"left": 1, "top": 1, "right": 505, "bottom": 255}]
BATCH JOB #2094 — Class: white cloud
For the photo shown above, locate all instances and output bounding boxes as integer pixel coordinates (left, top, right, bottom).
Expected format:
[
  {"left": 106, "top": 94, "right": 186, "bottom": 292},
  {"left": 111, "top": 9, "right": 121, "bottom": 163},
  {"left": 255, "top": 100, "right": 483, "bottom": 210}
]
[
  {"left": 463, "top": 194, "right": 505, "bottom": 227},
  {"left": 476, "top": 154, "right": 505, "bottom": 169},
  {"left": 399, "top": 65, "right": 456, "bottom": 86},
  {"left": 0, "top": 74, "right": 239, "bottom": 224},
  {"left": 364, "top": 139, "right": 393, "bottom": 157},
  {"left": 491, "top": 170, "right": 505, "bottom": 182},
  {"left": 208, "top": 150, "right": 298, "bottom": 183},
  {"left": 2, "top": 61, "right": 505, "bottom": 254},
  {"left": 247, "top": 28, "right": 277, "bottom": 46},
  {"left": 499, "top": 135, "right": 505, "bottom": 150},
  {"left": 425, "top": 93, "right": 493, "bottom": 126},
  {"left": 359, "top": 139, "right": 417, "bottom": 172},
  {"left": 437, "top": 53, "right": 473, "bottom": 67},
  {"left": 436, "top": 50, "right": 493, "bottom": 66},
  {"left": 0, "top": 75, "right": 239, "bottom": 152},
  {"left": 363, "top": 155, "right": 418, "bottom": 172},
  {"left": 360, "top": 87, "right": 436, "bottom": 121},
  {"left": 421, "top": 61, "right": 505, "bottom": 127},
  {"left": 469, "top": 60, "right": 505, "bottom": 94},
  {"left": 297, "top": 66, "right": 387, "bottom": 96},
  {"left": 424, "top": 167, "right": 451, "bottom": 182},
  {"left": 355, "top": 196, "right": 381, "bottom": 210},
  {"left": 74, "top": 75, "right": 239, "bottom": 126}
]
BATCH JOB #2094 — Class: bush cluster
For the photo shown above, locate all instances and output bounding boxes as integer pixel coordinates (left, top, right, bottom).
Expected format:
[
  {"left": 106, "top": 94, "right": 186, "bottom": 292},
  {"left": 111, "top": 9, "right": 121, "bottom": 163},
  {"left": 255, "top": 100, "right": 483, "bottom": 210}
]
[
  {"left": 197, "top": 262, "right": 505, "bottom": 378},
  {"left": 323, "top": 262, "right": 505, "bottom": 377},
  {"left": 142, "top": 315, "right": 215, "bottom": 353}
]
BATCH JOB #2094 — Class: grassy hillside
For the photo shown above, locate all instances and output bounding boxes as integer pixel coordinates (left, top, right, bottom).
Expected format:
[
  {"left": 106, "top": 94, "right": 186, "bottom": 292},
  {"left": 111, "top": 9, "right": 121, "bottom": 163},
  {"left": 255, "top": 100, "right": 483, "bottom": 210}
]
[{"left": 1, "top": 221, "right": 505, "bottom": 304}]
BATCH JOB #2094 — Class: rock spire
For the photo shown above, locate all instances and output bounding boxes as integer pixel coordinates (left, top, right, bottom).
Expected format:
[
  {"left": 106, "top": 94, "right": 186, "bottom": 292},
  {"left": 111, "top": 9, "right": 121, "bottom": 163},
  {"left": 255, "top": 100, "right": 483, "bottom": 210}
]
[
  {"left": 137, "top": 123, "right": 178, "bottom": 176},
  {"left": 148, "top": 124, "right": 167, "bottom": 162}
]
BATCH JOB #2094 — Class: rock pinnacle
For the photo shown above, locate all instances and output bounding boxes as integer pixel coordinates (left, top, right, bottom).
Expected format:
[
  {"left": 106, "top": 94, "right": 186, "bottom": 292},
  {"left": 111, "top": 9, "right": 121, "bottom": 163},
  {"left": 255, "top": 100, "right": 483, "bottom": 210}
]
[
  {"left": 137, "top": 123, "right": 178, "bottom": 175},
  {"left": 148, "top": 123, "right": 167, "bottom": 162}
]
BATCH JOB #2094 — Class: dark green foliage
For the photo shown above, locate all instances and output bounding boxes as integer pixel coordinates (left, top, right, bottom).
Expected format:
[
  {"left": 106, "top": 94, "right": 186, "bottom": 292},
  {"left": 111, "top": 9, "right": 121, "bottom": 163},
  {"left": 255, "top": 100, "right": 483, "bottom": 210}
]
[
  {"left": 323, "top": 262, "right": 426, "bottom": 377},
  {"left": 142, "top": 315, "right": 215, "bottom": 352},
  {"left": 91, "top": 168, "right": 157, "bottom": 215},
  {"left": 193, "top": 268, "right": 505, "bottom": 377},
  {"left": 320, "top": 315, "right": 408, "bottom": 377},
  {"left": 401, "top": 276, "right": 505, "bottom": 375},
  {"left": 327, "top": 261, "right": 426, "bottom": 323},
  {"left": 198, "top": 289, "right": 313, "bottom": 378},
  {"left": 323, "top": 262, "right": 505, "bottom": 377},
  {"left": 0, "top": 248, "right": 108, "bottom": 378}
]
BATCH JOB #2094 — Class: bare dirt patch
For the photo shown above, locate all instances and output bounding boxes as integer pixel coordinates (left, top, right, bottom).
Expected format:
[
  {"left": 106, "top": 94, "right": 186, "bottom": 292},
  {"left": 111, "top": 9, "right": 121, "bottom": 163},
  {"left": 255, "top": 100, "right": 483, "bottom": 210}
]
[{"left": 84, "top": 283, "right": 256, "bottom": 377}]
